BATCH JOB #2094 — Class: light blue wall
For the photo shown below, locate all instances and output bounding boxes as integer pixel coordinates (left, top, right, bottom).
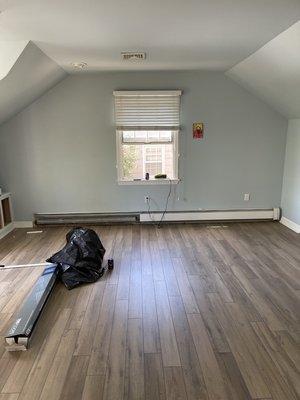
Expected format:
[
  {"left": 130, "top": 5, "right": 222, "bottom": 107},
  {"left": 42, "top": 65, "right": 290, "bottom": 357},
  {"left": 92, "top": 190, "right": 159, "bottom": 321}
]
[
  {"left": 281, "top": 119, "right": 300, "bottom": 225},
  {"left": 0, "top": 71, "right": 287, "bottom": 220}
]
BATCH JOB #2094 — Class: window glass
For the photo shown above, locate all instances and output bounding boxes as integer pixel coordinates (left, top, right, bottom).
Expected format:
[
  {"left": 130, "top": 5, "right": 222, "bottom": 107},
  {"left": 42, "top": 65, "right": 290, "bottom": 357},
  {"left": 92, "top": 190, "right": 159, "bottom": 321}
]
[{"left": 121, "top": 137, "right": 175, "bottom": 180}]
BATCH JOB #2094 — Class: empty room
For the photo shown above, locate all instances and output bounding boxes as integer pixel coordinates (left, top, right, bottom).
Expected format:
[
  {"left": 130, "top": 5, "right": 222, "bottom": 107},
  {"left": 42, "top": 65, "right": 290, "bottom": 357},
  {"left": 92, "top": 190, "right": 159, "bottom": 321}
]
[{"left": 0, "top": 1, "right": 299, "bottom": 399}]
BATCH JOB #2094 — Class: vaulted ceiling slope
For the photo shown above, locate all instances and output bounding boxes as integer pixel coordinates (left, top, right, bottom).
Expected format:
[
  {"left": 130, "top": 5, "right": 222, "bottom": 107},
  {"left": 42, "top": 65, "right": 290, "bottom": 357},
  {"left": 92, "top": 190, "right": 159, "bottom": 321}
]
[
  {"left": 0, "top": 0, "right": 300, "bottom": 71},
  {"left": 0, "top": 41, "right": 67, "bottom": 125},
  {"left": 227, "top": 21, "right": 300, "bottom": 119},
  {"left": 0, "top": 2, "right": 299, "bottom": 125},
  {"left": 0, "top": 40, "right": 28, "bottom": 80}
]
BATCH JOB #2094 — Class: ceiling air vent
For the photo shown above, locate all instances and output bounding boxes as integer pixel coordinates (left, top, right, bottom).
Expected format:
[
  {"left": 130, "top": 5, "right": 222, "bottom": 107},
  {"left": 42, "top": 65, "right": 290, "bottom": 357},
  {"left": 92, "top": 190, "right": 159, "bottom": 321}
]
[{"left": 122, "top": 52, "right": 146, "bottom": 61}]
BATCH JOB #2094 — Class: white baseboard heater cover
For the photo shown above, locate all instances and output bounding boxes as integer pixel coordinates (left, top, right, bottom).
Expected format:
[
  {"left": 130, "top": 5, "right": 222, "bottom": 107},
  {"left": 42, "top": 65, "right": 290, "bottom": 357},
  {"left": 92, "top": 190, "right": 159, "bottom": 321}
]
[
  {"left": 140, "top": 208, "right": 280, "bottom": 223},
  {"left": 33, "top": 208, "right": 280, "bottom": 226}
]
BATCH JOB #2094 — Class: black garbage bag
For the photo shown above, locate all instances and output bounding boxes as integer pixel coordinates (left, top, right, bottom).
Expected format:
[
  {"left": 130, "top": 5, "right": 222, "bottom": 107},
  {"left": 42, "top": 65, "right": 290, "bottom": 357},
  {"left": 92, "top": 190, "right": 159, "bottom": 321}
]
[{"left": 47, "top": 227, "right": 106, "bottom": 290}]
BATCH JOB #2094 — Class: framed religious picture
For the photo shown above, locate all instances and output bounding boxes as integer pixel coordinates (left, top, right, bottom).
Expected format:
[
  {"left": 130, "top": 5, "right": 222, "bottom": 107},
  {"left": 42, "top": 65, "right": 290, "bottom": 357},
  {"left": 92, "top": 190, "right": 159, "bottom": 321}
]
[{"left": 193, "top": 122, "right": 204, "bottom": 139}]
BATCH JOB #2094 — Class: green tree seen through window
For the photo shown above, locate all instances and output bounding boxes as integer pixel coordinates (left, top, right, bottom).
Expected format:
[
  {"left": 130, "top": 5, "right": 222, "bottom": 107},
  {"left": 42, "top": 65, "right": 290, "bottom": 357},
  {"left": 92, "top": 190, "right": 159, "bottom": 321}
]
[{"left": 123, "top": 146, "right": 138, "bottom": 178}]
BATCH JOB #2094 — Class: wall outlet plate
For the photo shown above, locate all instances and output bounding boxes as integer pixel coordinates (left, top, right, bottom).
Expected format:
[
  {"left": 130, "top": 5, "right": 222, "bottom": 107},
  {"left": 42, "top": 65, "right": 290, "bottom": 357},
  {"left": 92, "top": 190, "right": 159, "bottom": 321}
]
[{"left": 244, "top": 193, "right": 250, "bottom": 201}]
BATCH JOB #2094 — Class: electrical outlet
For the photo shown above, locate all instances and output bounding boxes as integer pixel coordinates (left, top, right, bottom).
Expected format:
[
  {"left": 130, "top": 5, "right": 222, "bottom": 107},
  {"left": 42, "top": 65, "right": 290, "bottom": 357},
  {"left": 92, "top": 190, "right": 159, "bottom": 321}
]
[
  {"left": 244, "top": 193, "right": 250, "bottom": 201},
  {"left": 144, "top": 195, "right": 150, "bottom": 203}
]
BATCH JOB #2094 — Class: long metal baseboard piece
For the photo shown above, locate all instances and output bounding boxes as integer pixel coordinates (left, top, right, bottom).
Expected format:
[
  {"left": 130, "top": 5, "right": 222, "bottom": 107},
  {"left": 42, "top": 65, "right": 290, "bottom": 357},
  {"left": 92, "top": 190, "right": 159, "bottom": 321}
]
[
  {"left": 34, "top": 212, "right": 139, "bottom": 226},
  {"left": 5, "top": 264, "right": 59, "bottom": 351}
]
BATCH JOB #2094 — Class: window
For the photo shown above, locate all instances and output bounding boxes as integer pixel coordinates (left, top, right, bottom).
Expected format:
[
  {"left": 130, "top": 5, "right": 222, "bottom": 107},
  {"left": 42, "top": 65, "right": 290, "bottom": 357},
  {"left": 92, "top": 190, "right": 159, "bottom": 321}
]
[
  {"left": 119, "top": 130, "right": 177, "bottom": 181},
  {"left": 114, "top": 91, "right": 181, "bottom": 183}
]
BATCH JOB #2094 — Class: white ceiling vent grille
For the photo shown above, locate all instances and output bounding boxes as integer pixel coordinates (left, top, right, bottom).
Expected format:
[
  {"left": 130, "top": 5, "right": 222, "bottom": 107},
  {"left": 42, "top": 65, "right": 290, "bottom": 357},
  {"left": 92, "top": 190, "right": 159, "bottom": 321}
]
[{"left": 122, "top": 52, "right": 146, "bottom": 61}]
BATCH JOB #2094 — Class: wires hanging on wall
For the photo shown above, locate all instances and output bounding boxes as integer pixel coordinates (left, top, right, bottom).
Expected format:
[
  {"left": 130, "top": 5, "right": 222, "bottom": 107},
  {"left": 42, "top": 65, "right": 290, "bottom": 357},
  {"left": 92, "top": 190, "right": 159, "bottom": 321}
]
[{"left": 146, "top": 179, "right": 178, "bottom": 228}]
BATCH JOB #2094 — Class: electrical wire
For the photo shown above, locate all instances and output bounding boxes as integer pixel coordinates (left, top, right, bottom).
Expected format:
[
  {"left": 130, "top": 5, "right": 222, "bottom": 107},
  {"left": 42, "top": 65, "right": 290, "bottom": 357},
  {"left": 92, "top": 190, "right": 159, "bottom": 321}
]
[
  {"left": 157, "top": 178, "right": 172, "bottom": 228},
  {"left": 147, "top": 178, "right": 175, "bottom": 228},
  {"left": 147, "top": 197, "right": 156, "bottom": 223}
]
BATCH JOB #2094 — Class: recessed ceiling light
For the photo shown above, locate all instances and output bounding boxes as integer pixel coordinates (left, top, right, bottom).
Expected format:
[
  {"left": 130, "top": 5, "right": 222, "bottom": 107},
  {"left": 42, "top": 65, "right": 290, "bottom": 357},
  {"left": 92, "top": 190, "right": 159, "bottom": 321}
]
[{"left": 71, "top": 62, "right": 88, "bottom": 70}]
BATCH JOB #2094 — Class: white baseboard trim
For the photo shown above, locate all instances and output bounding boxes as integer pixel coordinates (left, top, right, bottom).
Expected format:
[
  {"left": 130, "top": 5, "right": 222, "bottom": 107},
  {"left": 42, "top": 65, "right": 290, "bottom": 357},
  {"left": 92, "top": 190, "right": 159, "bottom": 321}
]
[
  {"left": 140, "top": 208, "right": 279, "bottom": 223},
  {"left": 0, "top": 221, "right": 34, "bottom": 241},
  {"left": 14, "top": 221, "right": 34, "bottom": 228},
  {"left": 0, "top": 223, "right": 14, "bottom": 240},
  {"left": 280, "top": 217, "right": 300, "bottom": 233}
]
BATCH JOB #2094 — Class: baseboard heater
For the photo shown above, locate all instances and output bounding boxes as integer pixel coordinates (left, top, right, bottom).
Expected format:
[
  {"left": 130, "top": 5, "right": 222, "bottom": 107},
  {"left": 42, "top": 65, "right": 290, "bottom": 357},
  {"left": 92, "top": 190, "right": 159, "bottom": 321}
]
[
  {"left": 34, "top": 208, "right": 280, "bottom": 226},
  {"left": 5, "top": 264, "right": 58, "bottom": 351},
  {"left": 140, "top": 208, "right": 280, "bottom": 223},
  {"left": 34, "top": 212, "right": 139, "bottom": 226}
]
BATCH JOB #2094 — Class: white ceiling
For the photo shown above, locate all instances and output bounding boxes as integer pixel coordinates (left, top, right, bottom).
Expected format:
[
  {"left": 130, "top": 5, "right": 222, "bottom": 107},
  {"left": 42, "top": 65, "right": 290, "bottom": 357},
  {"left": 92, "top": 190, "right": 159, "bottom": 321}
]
[
  {"left": 227, "top": 21, "right": 300, "bottom": 118},
  {"left": 0, "top": 0, "right": 300, "bottom": 72}
]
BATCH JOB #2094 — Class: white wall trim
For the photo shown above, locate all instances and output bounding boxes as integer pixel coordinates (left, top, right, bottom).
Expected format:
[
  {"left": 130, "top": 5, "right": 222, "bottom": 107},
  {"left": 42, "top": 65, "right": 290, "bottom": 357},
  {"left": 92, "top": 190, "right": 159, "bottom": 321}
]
[
  {"left": 118, "top": 179, "right": 180, "bottom": 185},
  {"left": 0, "top": 223, "right": 14, "bottom": 240},
  {"left": 113, "top": 90, "right": 182, "bottom": 97},
  {"left": 0, "top": 221, "right": 34, "bottom": 241},
  {"left": 14, "top": 221, "right": 34, "bottom": 228},
  {"left": 280, "top": 216, "right": 300, "bottom": 233},
  {"left": 140, "top": 208, "right": 279, "bottom": 222}
]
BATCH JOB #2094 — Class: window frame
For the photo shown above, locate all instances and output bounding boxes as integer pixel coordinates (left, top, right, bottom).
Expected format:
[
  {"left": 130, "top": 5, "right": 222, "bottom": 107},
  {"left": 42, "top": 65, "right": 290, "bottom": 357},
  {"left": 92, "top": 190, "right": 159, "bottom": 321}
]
[{"left": 116, "top": 130, "right": 179, "bottom": 185}]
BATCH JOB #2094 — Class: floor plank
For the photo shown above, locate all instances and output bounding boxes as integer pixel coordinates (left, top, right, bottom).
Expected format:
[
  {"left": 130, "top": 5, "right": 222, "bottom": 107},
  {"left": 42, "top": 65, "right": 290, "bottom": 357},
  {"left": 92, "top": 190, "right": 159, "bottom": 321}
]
[
  {"left": 164, "top": 367, "right": 188, "bottom": 400},
  {"left": 39, "top": 330, "right": 78, "bottom": 400},
  {"left": 124, "top": 318, "right": 144, "bottom": 400},
  {"left": 188, "top": 313, "right": 228, "bottom": 400},
  {"left": 18, "top": 308, "right": 71, "bottom": 400},
  {"left": 154, "top": 280, "right": 181, "bottom": 367},
  {"left": 59, "top": 355, "right": 89, "bottom": 400},
  {"left": 169, "top": 295, "right": 208, "bottom": 400},
  {"left": 102, "top": 299, "right": 128, "bottom": 400},
  {"left": 144, "top": 353, "right": 166, "bottom": 400}
]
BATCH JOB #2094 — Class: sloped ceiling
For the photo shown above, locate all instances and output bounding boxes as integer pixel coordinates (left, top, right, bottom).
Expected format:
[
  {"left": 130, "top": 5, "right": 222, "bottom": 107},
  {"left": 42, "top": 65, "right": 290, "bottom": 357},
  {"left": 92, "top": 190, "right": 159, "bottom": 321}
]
[
  {"left": 0, "top": 0, "right": 300, "bottom": 72},
  {"left": 227, "top": 21, "right": 300, "bottom": 119},
  {"left": 0, "top": 40, "right": 28, "bottom": 80},
  {"left": 0, "top": 41, "right": 67, "bottom": 125},
  {"left": 0, "top": 2, "right": 299, "bottom": 124}
]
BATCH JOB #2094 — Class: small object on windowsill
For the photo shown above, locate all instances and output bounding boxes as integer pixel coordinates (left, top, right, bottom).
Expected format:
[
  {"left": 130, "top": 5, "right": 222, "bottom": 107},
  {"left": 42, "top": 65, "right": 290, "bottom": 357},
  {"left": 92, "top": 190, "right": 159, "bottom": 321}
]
[
  {"left": 145, "top": 172, "right": 149, "bottom": 180},
  {"left": 133, "top": 178, "right": 142, "bottom": 181},
  {"left": 155, "top": 174, "right": 167, "bottom": 179}
]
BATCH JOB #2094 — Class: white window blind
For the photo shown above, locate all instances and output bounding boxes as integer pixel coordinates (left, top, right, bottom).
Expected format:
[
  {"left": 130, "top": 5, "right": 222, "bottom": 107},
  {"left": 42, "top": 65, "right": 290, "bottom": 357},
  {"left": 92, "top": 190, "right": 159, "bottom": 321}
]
[{"left": 113, "top": 90, "right": 182, "bottom": 131}]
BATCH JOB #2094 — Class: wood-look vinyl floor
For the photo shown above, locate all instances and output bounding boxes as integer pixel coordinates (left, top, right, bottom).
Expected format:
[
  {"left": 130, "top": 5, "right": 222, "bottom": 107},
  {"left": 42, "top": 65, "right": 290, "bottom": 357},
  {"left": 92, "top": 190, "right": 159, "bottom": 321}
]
[{"left": 0, "top": 222, "right": 299, "bottom": 400}]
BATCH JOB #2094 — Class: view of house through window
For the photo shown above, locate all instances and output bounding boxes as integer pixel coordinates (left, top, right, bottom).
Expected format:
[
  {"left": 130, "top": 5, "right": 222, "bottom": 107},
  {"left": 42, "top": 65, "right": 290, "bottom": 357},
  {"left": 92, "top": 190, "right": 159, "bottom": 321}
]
[
  {"left": 120, "top": 131, "right": 177, "bottom": 180},
  {"left": 114, "top": 90, "right": 181, "bottom": 182}
]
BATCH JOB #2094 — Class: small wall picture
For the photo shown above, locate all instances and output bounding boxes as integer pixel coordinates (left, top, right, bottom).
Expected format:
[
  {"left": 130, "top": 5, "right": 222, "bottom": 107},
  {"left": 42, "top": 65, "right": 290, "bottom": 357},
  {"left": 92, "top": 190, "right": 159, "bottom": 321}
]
[{"left": 193, "top": 122, "right": 204, "bottom": 139}]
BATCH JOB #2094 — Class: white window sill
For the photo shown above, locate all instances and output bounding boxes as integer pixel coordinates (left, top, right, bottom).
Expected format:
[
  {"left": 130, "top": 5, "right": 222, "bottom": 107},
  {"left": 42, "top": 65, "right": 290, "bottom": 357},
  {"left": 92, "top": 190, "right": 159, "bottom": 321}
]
[{"left": 118, "top": 179, "right": 180, "bottom": 185}]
